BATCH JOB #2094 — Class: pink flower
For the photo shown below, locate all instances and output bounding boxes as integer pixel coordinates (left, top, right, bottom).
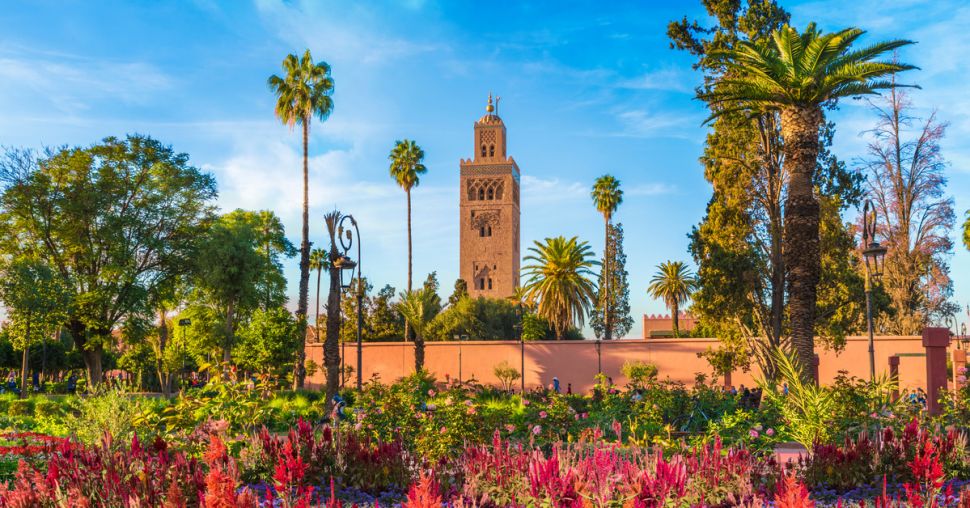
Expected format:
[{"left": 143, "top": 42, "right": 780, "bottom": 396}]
[
  {"left": 439, "top": 427, "right": 447, "bottom": 434},
  {"left": 749, "top": 429, "right": 759, "bottom": 439},
  {"left": 522, "top": 399, "right": 531, "bottom": 406},
  {"left": 959, "top": 375, "right": 967, "bottom": 384},
  {"left": 466, "top": 406, "right": 477, "bottom": 415},
  {"left": 532, "top": 425, "right": 542, "bottom": 435},
  {"left": 428, "top": 389, "right": 436, "bottom": 397},
  {"left": 959, "top": 367, "right": 968, "bottom": 375},
  {"left": 464, "top": 399, "right": 473, "bottom": 406},
  {"left": 766, "top": 428, "right": 775, "bottom": 437},
  {"left": 581, "top": 412, "right": 588, "bottom": 419},
  {"left": 539, "top": 411, "right": 548, "bottom": 419},
  {"left": 505, "top": 424, "right": 515, "bottom": 432},
  {"left": 574, "top": 414, "right": 580, "bottom": 421}
]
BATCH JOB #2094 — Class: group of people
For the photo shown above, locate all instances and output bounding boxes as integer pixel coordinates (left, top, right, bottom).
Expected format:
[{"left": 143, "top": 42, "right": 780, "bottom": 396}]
[{"left": 0, "top": 370, "right": 80, "bottom": 395}]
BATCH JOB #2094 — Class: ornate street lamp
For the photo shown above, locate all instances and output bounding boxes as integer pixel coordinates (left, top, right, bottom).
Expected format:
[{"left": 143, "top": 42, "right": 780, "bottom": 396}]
[
  {"left": 961, "top": 323, "right": 968, "bottom": 350},
  {"left": 861, "top": 200, "right": 888, "bottom": 382},
  {"left": 334, "top": 215, "right": 363, "bottom": 391}
]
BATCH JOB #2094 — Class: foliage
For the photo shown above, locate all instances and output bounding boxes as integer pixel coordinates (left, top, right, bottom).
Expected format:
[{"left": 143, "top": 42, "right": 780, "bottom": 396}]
[
  {"left": 234, "top": 306, "right": 298, "bottom": 377},
  {"left": 62, "top": 387, "right": 159, "bottom": 447},
  {"left": 621, "top": 360, "right": 658, "bottom": 389},
  {"left": 396, "top": 285, "right": 441, "bottom": 370},
  {"left": 759, "top": 348, "right": 835, "bottom": 450},
  {"left": 0, "top": 137, "right": 217, "bottom": 384},
  {"left": 591, "top": 223, "right": 633, "bottom": 340},
  {"left": 425, "top": 296, "right": 517, "bottom": 341},
  {"left": 493, "top": 361, "right": 521, "bottom": 392},
  {"left": 522, "top": 236, "right": 598, "bottom": 339},
  {"left": 162, "top": 365, "right": 275, "bottom": 435}
]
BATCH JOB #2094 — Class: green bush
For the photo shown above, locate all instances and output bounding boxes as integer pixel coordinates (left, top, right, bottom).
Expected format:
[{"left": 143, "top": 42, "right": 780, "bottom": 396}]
[
  {"left": 34, "top": 398, "right": 63, "bottom": 418},
  {"left": 621, "top": 360, "right": 658, "bottom": 388},
  {"left": 63, "top": 388, "right": 154, "bottom": 446},
  {"left": 7, "top": 399, "right": 33, "bottom": 416}
]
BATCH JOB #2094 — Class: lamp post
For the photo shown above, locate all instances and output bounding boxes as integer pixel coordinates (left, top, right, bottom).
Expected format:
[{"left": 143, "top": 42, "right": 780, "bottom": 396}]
[
  {"left": 861, "top": 200, "right": 888, "bottom": 382},
  {"left": 178, "top": 318, "right": 191, "bottom": 388},
  {"left": 335, "top": 214, "right": 363, "bottom": 391},
  {"left": 514, "top": 303, "right": 524, "bottom": 393},
  {"left": 453, "top": 334, "right": 469, "bottom": 383},
  {"left": 961, "top": 323, "right": 968, "bottom": 350}
]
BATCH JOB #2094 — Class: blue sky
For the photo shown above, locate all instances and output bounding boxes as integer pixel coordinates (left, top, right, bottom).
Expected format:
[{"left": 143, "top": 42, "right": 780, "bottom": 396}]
[{"left": 2, "top": 0, "right": 968, "bottom": 338}]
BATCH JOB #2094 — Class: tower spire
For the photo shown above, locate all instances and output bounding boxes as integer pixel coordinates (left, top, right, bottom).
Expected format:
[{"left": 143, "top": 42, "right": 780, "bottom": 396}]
[{"left": 486, "top": 92, "right": 494, "bottom": 114}]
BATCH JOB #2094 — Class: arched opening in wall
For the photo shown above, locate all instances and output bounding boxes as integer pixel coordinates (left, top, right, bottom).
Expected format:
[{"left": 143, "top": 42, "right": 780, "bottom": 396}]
[
  {"left": 489, "top": 144, "right": 495, "bottom": 157},
  {"left": 487, "top": 188, "right": 494, "bottom": 200},
  {"left": 478, "top": 278, "right": 485, "bottom": 290},
  {"left": 479, "top": 227, "right": 485, "bottom": 237},
  {"left": 486, "top": 225, "right": 492, "bottom": 237},
  {"left": 478, "top": 188, "right": 485, "bottom": 200},
  {"left": 480, "top": 145, "right": 486, "bottom": 157},
  {"left": 487, "top": 278, "right": 492, "bottom": 290}
]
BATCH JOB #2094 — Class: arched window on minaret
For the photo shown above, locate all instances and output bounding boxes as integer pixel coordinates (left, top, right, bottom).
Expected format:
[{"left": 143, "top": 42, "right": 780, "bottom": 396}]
[
  {"left": 480, "top": 226, "right": 485, "bottom": 237},
  {"left": 487, "top": 188, "right": 494, "bottom": 200},
  {"left": 478, "top": 188, "right": 485, "bottom": 200},
  {"left": 489, "top": 144, "right": 495, "bottom": 157},
  {"left": 487, "top": 278, "right": 492, "bottom": 290},
  {"left": 481, "top": 145, "right": 486, "bottom": 157},
  {"left": 486, "top": 225, "right": 492, "bottom": 237}
]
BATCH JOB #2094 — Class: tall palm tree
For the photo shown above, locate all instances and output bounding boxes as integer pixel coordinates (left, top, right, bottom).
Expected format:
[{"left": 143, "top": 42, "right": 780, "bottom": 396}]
[
  {"left": 309, "top": 248, "right": 327, "bottom": 344},
  {"left": 647, "top": 261, "right": 697, "bottom": 338},
  {"left": 396, "top": 287, "right": 440, "bottom": 371},
  {"left": 702, "top": 24, "right": 915, "bottom": 374},
  {"left": 591, "top": 175, "right": 623, "bottom": 340},
  {"left": 268, "top": 49, "right": 334, "bottom": 389},
  {"left": 389, "top": 139, "right": 427, "bottom": 339},
  {"left": 521, "top": 236, "right": 598, "bottom": 340}
]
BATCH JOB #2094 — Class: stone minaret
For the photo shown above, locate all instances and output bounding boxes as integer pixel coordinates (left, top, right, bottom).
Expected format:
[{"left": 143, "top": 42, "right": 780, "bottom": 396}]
[{"left": 459, "top": 94, "right": 521, "bottom": 299}]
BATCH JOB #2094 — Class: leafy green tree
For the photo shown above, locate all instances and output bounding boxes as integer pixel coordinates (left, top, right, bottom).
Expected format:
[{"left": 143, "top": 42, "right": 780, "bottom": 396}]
[
  {"left": 647, "top": 261, "right": 697, "bottom": 337},
  {"left": 309, "top": 248, "right": 328, "bottom": 343},
  {"left": 591, "top": 175, "right": 623, "bottom": 340},
  {"left": 0, "top": 136, "right": 216, "bottom": 385},
  {"left": 268, "top": 49, "right": 335, "bottom": 390},
  {"left": 447, "top": 279, "right": 468, "bottom": 307},
  {"left": 522, "top": 236, "right": 598, "bottom": 340},
  {"left": 388, "top": 140, "right": 427, "bottom": 298},
  {"left": 193, "top": 213, "right": 265, "bottom": 363},
  {"left": 700, "top": 22, "right": 915, "bottom": 374},
  {"left": 591, "top": 224, "right": 633, "bottom": 339},
  {"left": 235, "top": 306, "right": 297, "bottom": 379},
  {"left": 339, "top": 277, "right": 372, "bottom": 344},
  {"left": 369, "top": 285, "right": 404, "bottom": 341},
  {"left": 425, "top": 296, "right": 517, "bottom": 341},
  {"left": 964, "top": 212, "right": 970, "bottom": 252},
  {"left": 396, "top": 286, "right": 441, "bottom": 371},
  {"left": 0, "top": 257, "right": 70, "bottom": 397}
]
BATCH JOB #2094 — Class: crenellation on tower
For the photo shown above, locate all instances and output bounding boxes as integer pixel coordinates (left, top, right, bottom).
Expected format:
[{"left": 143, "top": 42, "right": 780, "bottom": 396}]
[{"left": 459, "top": 94, "right": 521, "bottom": 299}]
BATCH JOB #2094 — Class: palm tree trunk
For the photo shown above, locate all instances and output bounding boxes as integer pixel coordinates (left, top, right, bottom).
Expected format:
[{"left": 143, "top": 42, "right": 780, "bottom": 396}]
[
  {"left": 315, "top": 267, "right": 322, "bottom": 343},
  {"left": 156, "top": 307, "right": 171, "bottom": 396},
  {"left": 671, "top": 300, "right": 679, "bottom": 338},
  {"left": 414, "top": 335, "right": 425, "bottom": 371},
  {"left": 325, "top": 258, "right": 342, "bottom": 409},
  {"left": 604, "top": 217, "right": 612, "bottom": 341},
  {"left": 294, "top": 119, "right": 311, "bottom": 389},
  {"left": 781, "top": 106, "right": 822, "bottom": 380},
  {"left": 404, "top": 188, "right": 413, "bottom": 342}
]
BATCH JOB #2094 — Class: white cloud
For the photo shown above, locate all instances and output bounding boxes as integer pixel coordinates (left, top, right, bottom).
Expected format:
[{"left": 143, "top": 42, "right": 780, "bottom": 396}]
[
  {"left": 618, "top": 68, "right": 693, "bottom": 93},
  {"left": 626, "top": 182, "right": 676, "bottom": 196}
]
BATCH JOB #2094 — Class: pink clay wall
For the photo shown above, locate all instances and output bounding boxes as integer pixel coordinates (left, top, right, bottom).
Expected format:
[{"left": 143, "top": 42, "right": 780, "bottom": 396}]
[{"left": 305, "top": 336, "right": 931, "bottom": 393}]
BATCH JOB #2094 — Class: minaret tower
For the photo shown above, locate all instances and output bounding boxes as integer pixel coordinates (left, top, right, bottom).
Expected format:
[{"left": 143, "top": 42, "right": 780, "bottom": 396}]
[{"left": 459, "top": 94, "right": 521, "bottom": 298}]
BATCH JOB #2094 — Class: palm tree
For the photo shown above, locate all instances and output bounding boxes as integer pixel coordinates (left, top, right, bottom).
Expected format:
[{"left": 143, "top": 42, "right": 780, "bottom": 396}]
[
  {"left": 591, "top": 175, "right": 623, "bottom": 340},
  {"left": 309, "top": 248, "right": 327, "bottom": 344},
  {"left": 702, "top": 24, "right": 914, "bottom": 374},
  {"left": 268, "top": 49, "right": 334, "bottom": 389},
  {"left": 647, "top": 261, "right": 697, "bottom": 337},
  {"left": 389, "top": 139, "right": 427, "bottom": 339},
  {"left": 521, "top": 236, "right": 598, "bottom": 340},
  {"left": 396, "top": 287, "right": 440, "bottom": 371}
]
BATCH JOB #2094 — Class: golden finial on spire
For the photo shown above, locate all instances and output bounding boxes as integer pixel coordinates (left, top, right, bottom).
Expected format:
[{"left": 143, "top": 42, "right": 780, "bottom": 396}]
[{"left": 486, "top": 92, "right": 494, "bottom": 114}]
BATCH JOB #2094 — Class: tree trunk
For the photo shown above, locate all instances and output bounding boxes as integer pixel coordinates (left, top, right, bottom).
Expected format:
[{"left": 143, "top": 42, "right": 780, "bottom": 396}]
[
  {"left": 671, "top": 300, "right": 680, "bottom": 338},
  {"left": 315, "top": 267, "right": 322, "bottom": 343},
  {"left": 604, "top": 217, "right": 612, "bottom": 341},
  {"left": 414, "top": 335, "right": 425, "bottom": 371},
  {"left": 404, "top": 188, "right": 413, "bottom": 343},
  {"left": 69, "top": 319, "right": 104, "bottom": 388},
  {"left": 156, "top": 308, "right": 171, "bottom": 396},
  {"left": 20, "top": 315, "right": 30, "bottom": 399},
  {"left": 223, "top": 300, "right": 235, "bottom": 363},
  {"left": 294, "top": 119, "right": 311, "bottom": 389},
  {"left": 781, "top": 106, "right": 822, "bottom": 379},
  {"left": 324, "top": 258, "right": 342, "bottom": 409}
]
